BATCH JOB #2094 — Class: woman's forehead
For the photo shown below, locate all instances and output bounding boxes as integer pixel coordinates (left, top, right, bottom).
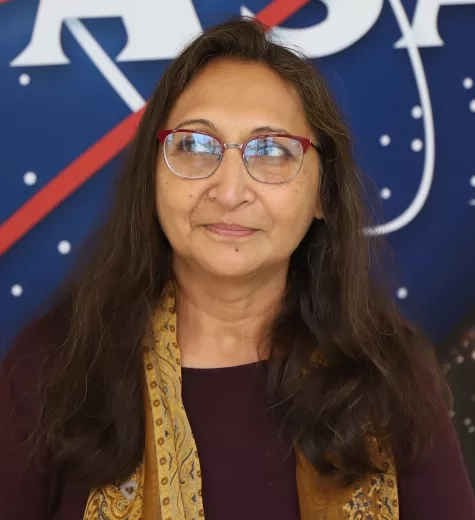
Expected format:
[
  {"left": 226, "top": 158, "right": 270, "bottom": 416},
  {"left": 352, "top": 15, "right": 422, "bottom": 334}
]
[{"left": 165, "top": 61, "right": 312, "bottom": 137}]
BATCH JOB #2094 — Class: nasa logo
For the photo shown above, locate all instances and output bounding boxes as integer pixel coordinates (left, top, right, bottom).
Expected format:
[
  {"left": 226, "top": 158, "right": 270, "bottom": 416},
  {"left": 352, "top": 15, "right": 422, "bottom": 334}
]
[{"left": 11, "top": 0, "right": 475, "bottom": 65}]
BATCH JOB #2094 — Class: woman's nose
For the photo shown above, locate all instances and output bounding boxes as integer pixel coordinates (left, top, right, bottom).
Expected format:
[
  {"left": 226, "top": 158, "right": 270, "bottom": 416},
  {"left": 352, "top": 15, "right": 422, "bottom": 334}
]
[{"left": 207, "top": 148, "right": 256, "bottom": 209}]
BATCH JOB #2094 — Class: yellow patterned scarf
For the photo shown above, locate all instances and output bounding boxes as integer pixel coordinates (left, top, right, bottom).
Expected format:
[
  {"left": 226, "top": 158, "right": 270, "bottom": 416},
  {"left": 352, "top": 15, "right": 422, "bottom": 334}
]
[{"left": 84, "top": 286, "right": 399, "bottom": 520}]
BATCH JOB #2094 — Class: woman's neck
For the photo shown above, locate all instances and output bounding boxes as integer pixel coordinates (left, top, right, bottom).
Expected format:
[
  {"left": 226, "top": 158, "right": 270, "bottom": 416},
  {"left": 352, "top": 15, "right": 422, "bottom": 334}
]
[{"left": 172, "top": 261, "right": 288, "bottom": 368}]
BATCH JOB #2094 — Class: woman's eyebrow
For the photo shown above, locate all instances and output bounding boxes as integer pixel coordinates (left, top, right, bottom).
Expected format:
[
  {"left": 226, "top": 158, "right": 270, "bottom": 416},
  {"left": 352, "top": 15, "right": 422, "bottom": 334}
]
[
  {"left": 250, "top": 126, "right": 292, "bottom": 135},
  {"left": 174, "top": 118, "right": 218, "bottom": 131}
]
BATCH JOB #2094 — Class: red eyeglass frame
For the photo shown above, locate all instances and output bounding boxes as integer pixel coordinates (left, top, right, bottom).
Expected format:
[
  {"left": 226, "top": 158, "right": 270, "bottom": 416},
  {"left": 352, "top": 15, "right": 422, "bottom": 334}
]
[{"left": 157, "top": 129, "right": 319, "bottom": 154}]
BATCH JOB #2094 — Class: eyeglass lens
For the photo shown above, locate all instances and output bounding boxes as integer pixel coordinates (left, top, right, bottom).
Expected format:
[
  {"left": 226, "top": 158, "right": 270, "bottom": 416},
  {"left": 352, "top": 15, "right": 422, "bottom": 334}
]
[{"left": 163, "top": 131, "right": 304, "bottom": 183}]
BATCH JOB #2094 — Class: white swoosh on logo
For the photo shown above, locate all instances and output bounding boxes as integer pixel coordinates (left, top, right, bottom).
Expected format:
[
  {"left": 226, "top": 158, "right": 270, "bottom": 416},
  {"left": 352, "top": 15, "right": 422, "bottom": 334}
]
[{"left": 366, "top": 0, "right": 435, "bottom": 235}]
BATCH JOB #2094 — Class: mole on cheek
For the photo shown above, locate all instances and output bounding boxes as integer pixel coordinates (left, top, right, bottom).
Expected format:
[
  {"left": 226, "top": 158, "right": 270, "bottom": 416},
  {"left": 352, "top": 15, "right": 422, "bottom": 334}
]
[{"left": 235, "top": 248, "right": 239, "bottom": 253}]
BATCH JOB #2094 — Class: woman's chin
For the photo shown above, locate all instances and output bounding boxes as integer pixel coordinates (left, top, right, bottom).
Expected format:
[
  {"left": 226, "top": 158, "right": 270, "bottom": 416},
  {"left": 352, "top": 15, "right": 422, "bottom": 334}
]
[
  {"left": 203, "top": 261, "right": 261, "bottom": 279},
  {"left": 193, "top": 254, "right": 265, "bottom": 279}
]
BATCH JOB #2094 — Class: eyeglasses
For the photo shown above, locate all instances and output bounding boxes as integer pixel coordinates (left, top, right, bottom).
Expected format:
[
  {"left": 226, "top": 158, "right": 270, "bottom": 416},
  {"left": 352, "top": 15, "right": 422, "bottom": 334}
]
[{"left": 157, "top": 129, "right": 319, "bottom": 184}]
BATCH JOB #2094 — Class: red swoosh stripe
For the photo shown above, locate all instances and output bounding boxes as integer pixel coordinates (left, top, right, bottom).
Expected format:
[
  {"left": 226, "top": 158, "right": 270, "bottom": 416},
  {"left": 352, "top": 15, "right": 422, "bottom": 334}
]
[
  {"left": 0, "top": 0, "right": 310, "bottom": 254},
  {"left": 254, "top": 0, "right": 310, "bottom": 27}
]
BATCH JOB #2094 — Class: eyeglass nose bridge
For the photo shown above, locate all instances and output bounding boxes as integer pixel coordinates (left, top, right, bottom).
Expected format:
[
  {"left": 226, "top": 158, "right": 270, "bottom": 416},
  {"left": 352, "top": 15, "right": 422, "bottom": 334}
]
[{"left": 223, "top": 143, "right": 244, "bottom": 151}]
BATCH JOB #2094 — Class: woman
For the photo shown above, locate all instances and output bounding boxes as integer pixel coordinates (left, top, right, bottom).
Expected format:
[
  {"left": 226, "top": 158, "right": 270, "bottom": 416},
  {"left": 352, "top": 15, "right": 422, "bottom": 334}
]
[{"left": 1, "top": 18, "right": 474, "bottom": 520}]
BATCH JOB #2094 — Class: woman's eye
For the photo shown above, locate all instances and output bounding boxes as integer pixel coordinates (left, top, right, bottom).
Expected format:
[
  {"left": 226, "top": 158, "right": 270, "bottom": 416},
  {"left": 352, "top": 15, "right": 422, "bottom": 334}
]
[
  {"left": 254, "top": 144, "right": 290, "bottom": 157},
  {"left": 177, "top": 137, "right": 214, "bottom": 153},
  {"left": 180, "top": 138, "right": 198, "bottom": 151},
  {"left": 265, "top": 145, "right": 288, "bottom": 157}
]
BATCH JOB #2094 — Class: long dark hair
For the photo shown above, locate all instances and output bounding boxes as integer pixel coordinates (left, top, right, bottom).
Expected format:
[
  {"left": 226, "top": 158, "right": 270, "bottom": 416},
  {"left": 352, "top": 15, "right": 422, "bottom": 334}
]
[{"left": 35, "top": 18, "right": 448, "bottom": 487}]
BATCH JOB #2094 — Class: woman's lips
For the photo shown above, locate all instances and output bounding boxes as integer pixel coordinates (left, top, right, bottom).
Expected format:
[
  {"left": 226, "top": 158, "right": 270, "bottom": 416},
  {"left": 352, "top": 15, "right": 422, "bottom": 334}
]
[{"left": 204, "top": 223, "right": 257, "bottom": 237}]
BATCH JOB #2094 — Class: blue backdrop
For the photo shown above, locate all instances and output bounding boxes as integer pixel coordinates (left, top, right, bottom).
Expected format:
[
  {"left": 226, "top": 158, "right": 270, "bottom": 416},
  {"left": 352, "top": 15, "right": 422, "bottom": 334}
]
[{"left": 1, "top": 0, "right": 475, "bottom": 356}]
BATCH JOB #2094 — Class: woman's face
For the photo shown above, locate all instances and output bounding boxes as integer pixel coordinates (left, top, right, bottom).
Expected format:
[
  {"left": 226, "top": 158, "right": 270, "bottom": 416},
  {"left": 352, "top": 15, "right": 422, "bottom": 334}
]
[{"left": 156, "top": 59, "right": 322, "bottom": 279}]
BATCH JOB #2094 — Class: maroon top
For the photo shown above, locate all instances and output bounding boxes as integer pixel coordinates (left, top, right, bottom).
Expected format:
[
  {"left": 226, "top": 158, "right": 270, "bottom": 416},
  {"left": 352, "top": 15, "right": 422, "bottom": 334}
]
[{"left": 1, "top": 311, "right": 474, "bottom": 520}]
